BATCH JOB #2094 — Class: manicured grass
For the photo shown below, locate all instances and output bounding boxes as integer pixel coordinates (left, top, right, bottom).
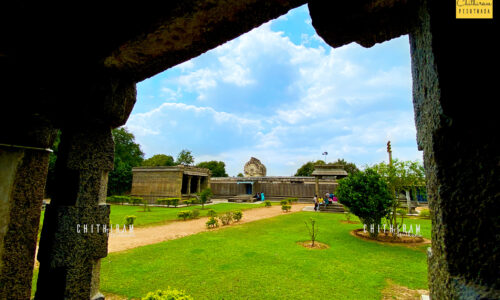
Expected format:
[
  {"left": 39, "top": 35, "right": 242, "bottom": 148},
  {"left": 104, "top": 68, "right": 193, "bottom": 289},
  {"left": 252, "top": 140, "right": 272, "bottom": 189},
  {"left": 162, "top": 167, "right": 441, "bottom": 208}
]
[
  {"left": 108, "top": 202, "right": 269, "bottom": 227},
  {"left": 100, "top": 212, "right": 430, "bottom": 299}
]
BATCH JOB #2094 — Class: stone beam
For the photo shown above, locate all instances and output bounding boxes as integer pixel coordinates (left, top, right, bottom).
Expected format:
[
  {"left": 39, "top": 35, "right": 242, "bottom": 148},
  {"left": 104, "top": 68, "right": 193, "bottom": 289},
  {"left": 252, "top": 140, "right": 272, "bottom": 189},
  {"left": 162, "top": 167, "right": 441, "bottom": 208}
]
[
  {"left": 308, "top": 0, "right": 420, "bottom": 48},
  {"left": 103, "top": 0, "right": 307, "bottom": 82}
]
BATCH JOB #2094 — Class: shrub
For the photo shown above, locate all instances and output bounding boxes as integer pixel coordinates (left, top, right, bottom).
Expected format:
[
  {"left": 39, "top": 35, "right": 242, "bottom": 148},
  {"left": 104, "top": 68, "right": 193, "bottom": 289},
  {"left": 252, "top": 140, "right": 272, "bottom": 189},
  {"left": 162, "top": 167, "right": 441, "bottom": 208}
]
[
  {"left": 233, "top": 210, "right": 243, "bottom": 222},
  {"left": 304, "top": 217, "right": 318, "bottom": 246},
  {"left": 183, "top": 200, "right": 192, "bottom": 206},
  {"left": 419, "top": 208, "right": 430, "bottom": 219},
  {"left": 335, "top": 168, "right": 392, "bottom": 238},
  {"left": 281, "top": 205, "right": 292, "bottom": 212},
  {"left": 171, "top": 198, "right": 179, "bottom": 207},
  {"left": 280, "top": 199, "right": 288, "bottom": 205},
  {"left": 143, "top": 200, "right": 151, "bottom": 212},
  {"left": 206, "top": 217, "right": 219, "bottom": 229},
  {"left": 284, "top": 197, "right": 298, "bottom": 204},
  {"left": 219, "top": 212, "right": 233, "bottom": 226},
  {"left": 130, "top": 196, "right": 143, "bottom": 206},
  {"left": 344, "top": 206, "right": 352, "bottom": 222},
  {"left": 141, "top": 288, "right": 193, "bottom": 300},
  {"left": 124, "top": 215, "right": 136, "bottom": 229},
  {"left": 191, "top": 208, "right": 200, "bottom": 219},
  {"left": 207, "top": 209, "right": 217, "bottom": 217},
  {"left": 177, "top": 211, "right": 192, "bottom": 221},
  {"left": 198, "top": 188, "right": 213, "bottom": 209},
  {"left": 264, "top": 200, "right": 272, "bottom": 207},
  {"left": 107, "top": 195, "right": 130, "bottom": 205}
]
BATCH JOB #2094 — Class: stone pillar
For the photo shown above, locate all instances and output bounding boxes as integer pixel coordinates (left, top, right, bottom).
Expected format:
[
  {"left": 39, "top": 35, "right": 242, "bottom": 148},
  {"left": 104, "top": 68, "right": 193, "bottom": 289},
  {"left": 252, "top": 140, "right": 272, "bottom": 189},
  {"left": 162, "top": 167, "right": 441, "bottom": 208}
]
[
  {"left": 409, "top": 1, "right": 499, "bottom": 298},
  {"left": 0, "top": 124, "right": 56, "bottom": 299},
  {"left": 314, "top": 176, "right": 319, "bottom": 198},
  {"left": 187, "top": 176, "right": 192, "bottom": 196},
  {"left": 197, "top": 177, "right": 201, "bottom": 193},
  {"left": 35, "top": 126, "right": 113, "bottom": 299}
]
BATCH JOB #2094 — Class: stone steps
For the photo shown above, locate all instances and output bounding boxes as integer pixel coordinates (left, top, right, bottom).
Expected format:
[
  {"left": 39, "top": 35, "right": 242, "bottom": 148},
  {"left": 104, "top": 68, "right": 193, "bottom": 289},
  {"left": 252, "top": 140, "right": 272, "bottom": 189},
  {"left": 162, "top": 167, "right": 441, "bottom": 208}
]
[{"left": 319, "top": 202, "right": 345, "bottom": 213}]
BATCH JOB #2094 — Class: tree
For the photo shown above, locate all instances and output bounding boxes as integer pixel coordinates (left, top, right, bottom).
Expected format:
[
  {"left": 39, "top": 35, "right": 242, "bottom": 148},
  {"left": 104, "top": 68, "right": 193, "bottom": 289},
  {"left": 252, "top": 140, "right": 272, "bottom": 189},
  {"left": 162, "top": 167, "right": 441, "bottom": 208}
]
[
  {"left": 143, "top": 154, "right": 175, "bottom": 167},
  {"left": 331, "top": 158, "right": 360, "bottom": 175},
  {"left": 176, "top": 149, "right": 194, "bottom": 165},
  {"left": 196, "top": 161, "right": 228, "bottom": 177},
  {"left": 335, "top": 168, "right": 393, "bottom": 238},
  {"left": 107, "top": 127, "right": 144, "bottom": 195},
  {"left": 371, "top": 159, "right": 426, "bottom": 233},
  {"left": 198, "top": 188, "right": 213, "bottom": 209},
  {"left": 237, "top": 173, "right": 244, "bottom": 177},
  {"left": 294, "top": 160, "right": 325, "bottom": 176}
]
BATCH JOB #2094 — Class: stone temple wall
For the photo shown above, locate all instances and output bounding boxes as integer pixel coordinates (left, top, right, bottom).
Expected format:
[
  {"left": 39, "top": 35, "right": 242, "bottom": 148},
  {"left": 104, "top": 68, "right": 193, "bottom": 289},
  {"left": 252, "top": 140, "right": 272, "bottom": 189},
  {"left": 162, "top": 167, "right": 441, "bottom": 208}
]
[{"left": 131, "top": 170, "right": 183, "bottom": 203}]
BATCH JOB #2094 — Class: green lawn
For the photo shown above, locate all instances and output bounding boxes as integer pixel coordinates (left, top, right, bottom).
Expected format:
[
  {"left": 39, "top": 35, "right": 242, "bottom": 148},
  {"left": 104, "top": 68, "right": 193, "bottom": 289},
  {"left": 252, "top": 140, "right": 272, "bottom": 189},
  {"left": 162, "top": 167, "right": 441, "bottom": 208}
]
[
  {"left": 108, "top": 202, "right": 269, "bottom": 227},
  {"left": 100, "top": 212, "right": 430, "bottom": 299}
]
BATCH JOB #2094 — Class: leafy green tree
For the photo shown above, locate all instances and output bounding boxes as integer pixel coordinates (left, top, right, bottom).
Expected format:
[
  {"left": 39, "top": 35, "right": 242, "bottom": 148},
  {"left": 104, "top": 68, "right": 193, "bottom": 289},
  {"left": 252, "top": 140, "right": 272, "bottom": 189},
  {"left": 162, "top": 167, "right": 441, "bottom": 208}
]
[
  {"left": 196, "top": 161, "right": 228, "bottom": 177},
  {"left": 371, "top": 159, "right": 425, "bottom": 233},
  {"left": 176, "top": 149, "right": 194, "bottom": 165},
  {"left": 294, "top": 160, "right": 325, "bottom": 176},
  {"left": 237, "top": 173, "right": 244, "bottom": 177},
  {"left": 198, "top": 188, "right": 213, "bottom": 209},
  {"left": 107, "top": 127, "right": 144, "bottom": 195},
  {"left": 331, "top": 158, "right": 360, "bottom": 175},
  {"left": 143, "top": 154, "right": 175, "bottom": 166},
  {"left": 335, "top": 168, "right": 392, "bottom": 238}
]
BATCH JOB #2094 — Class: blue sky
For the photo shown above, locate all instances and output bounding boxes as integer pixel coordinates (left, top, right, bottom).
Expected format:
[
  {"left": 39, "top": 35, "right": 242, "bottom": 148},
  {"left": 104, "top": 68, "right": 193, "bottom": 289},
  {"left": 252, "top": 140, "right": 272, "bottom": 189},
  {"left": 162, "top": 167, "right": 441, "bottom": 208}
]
[{"left": 125, "top": 4, "right": 422, "bottom": 176}]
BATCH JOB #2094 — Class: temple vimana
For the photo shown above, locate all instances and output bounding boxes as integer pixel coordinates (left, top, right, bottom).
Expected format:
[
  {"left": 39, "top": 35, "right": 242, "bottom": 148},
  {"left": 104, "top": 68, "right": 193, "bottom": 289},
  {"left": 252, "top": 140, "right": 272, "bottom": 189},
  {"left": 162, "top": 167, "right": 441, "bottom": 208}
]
[{"left": 131, "top": 157, "right": 348, "bottom": 202}]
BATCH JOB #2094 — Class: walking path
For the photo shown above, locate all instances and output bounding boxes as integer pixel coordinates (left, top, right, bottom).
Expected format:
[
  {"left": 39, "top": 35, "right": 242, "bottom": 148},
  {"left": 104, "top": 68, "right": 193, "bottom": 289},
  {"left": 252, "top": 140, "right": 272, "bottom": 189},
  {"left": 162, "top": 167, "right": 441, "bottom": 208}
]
[{"left": 108, "top": 203, "right": 309, "bottom": 253}]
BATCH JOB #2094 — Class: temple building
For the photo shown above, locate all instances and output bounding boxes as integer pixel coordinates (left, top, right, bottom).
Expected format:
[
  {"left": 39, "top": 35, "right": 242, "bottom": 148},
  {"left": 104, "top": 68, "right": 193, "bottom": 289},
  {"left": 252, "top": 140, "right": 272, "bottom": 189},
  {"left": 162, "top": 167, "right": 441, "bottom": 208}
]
[
  {"left": 131, "top": 165, "right": 211, "bottom": 203},
  {"left": 211, "top": 159, "right": 348, "bottom": 202}
]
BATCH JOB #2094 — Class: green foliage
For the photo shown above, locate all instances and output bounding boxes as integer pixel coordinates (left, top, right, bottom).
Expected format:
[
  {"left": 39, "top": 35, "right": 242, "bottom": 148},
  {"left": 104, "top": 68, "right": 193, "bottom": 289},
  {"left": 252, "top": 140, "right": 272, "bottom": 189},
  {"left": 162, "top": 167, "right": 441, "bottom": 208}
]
[
  {"left": 207, "top": 209, "right": 217, "bottom": 217},
  {"left": 198, "top": 188, "right": 213, "bottom": 209},
  {"left": 130, "top": 196, "right": 143, "bottom": 206},
  {"left": 304, "top": 217, "right": 318, "bottom": 246},
  {"left": 124, "top": 215, "right": 136, "bottom": 228},
  {"left": 176, "top": 149, "right": 194, "bottom": 165},
  {"left": 143, "top": 199, "right": 151, "bottom": 212},
  {"left": 281, "top": 205, "right": 292, "bottom": 212},
  {"left": 183, "top": 200, "right": 192, "bottom": 206},
  {"left": 284, "top": 198, "right": 298, "bottom": 204},
  {"left": 335, "top": 168, "right": 392, "bottom": 238},
  {"left": 233, "top": 210, "right": 243, "bottom": 222},
  {"left": 280, "top": 199, "right": 288, "bottom": 205},
  {"left": 264, "top": 200, "right": 272, "bottom": 207},
  {"left": 237, "top": 173, "right": 244, "bottom": 177},
  {"left": 143, "top": 154, "right": 175, "bottom": 167},
  {"left": 108, "top": 127, "right": 144, "bottom": 195},
  {"left": 177, "top": 211, "right": 192, "bottom": 221},
  {"left": 219, "top": 212, "right": 233, "bottom": 226},
  {"left": 419, "top": 209, "right": 430, "bottom": 219},
  {"left": 294, "top": 160, "right": 325, "bottom": 176},
  {"left": 156, "top": 198, "right": 170, "bottom": 207},
  {"left": 206, "top": 217, "right": 219, "bottom": 228},
  {"left": 196, "top": 161, "right": 228, "bottom": 177},
  {"left": 171, "top": 198, "right": 179, "bottom": 207},
  {"left": 344, "top": 206, "right": 352, "bottom": 222},
  {"left": 191, "top": 208, "right": 200, "bottom": 219},
  {"left": 141, "top": 288, "right": 193, "bottom": 300},
  {"left": 107, "top": 195, "right": 130, "bottom": 205}
]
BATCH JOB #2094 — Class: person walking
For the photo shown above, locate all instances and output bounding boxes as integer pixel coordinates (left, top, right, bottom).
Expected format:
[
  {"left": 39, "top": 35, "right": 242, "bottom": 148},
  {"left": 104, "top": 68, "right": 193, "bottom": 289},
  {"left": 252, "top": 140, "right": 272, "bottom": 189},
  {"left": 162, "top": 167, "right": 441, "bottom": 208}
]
[{"left": 313, "top": 195, "right": 319, "bottom": 211}]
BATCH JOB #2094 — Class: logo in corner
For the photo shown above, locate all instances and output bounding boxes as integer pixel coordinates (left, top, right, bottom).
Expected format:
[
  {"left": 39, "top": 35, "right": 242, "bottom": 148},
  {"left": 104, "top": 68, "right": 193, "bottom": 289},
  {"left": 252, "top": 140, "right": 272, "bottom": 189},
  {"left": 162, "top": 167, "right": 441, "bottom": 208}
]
[{"left": 456, "top": 0, "right": 493, "bottom": 19}]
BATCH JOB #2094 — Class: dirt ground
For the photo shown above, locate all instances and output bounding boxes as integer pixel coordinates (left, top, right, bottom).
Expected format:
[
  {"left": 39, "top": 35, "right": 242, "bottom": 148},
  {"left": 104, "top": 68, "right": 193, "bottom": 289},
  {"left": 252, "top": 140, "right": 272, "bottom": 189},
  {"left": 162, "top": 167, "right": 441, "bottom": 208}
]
[{"left": 108, "top": 203, "right": 309, "bottom": 253}]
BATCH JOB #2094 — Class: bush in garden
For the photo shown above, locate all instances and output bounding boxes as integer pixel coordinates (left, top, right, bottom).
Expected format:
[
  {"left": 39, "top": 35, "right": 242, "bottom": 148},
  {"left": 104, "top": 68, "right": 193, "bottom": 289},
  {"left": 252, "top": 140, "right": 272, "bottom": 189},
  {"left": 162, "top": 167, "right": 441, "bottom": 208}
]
[
  {"left": 207, "top": 209, "right": 217, "bottom": 217},
  {"left": 141, "top": 288, "right": 193, "bottom": 300},
  {"left": 335, "top": 168, "right": 392, "bottom": 238},
  {"left": 191, "top": 208, "right": 200, "bottom": 219},
  {"left": 419, "top": 208, "right": 430, "bottom": 219},
  {"left": 206, "top": 217, "right": 219, "bottom": 229},
  {"left": 130, "top": 196, "right": 143, "bottom": 206},
  {"left": 284, "top": 197, "right": 298, "bottom": 204},
  {"left": 281, "top": 205, "right": 291, "bottom": 212},
  {"left": 183, "top": 199, "right": 192, "bottom": 206},
  {"left": 280, "top": 199, "right": 288, "bottom": 205},
  {"left": 198, "top": 188, "right": 213, "bottom": 209},
  {"left": 219, "top": 212, "right": 233, "bottom": 226},
  {"left": 124, "top": 215, "right": 136, "bottom": 229},
  {"left": 264, "top": 200, "right": 272, "bottom": 207},
  {"left": 171, "top": 198, "right": 179, "bottom": 207},
  {"left": 233, "top": 210, "right": 243, "bottom": 222},
  {"left": 304, "top": 217, "right": 318, "bottom": 247},
  {"left": 177, "top": 211, "right": 192, "bottom": 221}
]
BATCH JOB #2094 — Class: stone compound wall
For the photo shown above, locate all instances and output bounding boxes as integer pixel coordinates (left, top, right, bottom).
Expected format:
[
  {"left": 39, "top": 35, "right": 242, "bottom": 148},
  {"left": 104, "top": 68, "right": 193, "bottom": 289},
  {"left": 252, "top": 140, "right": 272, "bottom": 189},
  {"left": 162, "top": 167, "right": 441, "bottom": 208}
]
[{"left": 131, "top": 169, "right": 183, "bottom": 203}]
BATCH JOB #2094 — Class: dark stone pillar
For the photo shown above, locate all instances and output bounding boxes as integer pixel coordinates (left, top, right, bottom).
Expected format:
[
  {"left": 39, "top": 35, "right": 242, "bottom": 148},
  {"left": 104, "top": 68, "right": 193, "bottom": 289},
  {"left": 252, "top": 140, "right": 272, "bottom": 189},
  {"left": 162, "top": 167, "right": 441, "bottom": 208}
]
[
  {"left": 187, "top": 176, "right": 192, "bottom": 196},
  {"left": 0, "top": 124, "right": 56, "bottom": 299},
  {"left": 197, "top": 177, "right": 201, "bottom": 193},
  {"left": 35, "top": 126, "right": 113, "bottom": 300},
  {"left": 409, "top": 1, "right": 499, "bottom": 298}
]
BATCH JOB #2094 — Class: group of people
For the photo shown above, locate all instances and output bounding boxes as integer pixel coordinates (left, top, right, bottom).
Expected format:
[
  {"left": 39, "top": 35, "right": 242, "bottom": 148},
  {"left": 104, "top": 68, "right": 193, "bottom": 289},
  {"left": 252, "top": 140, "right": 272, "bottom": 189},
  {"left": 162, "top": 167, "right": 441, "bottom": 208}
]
[
  {"left": 313, "top": 192, "right": 338, "bottom": 211},
  {"left": 254, "top": 192, "right": 265, "bottom": 201}
]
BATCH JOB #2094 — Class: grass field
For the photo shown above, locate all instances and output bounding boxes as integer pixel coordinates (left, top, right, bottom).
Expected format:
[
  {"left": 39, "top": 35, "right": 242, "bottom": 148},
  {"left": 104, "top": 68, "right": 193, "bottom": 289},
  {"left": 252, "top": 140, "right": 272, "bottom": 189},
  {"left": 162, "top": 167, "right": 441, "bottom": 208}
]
[{"left": 100, "top": 212, "right": 430, "bottom": 299}]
